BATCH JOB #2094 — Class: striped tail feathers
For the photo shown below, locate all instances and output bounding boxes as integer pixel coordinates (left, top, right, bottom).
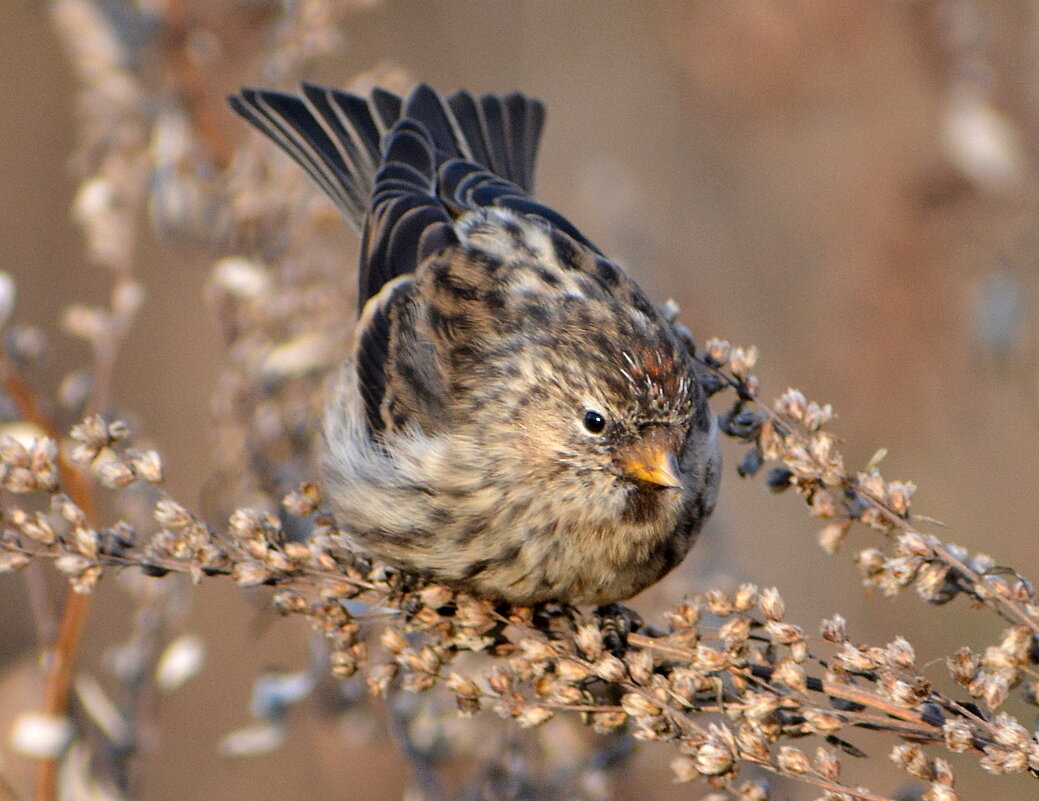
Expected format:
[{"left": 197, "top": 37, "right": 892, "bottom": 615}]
[
  {"left": 445, "top": 91, "right": 544, "bottom": 193},
  {"left": 230, "top": 82, "right": 562, "bottom": 300},
  {"left": 230, "top": 83, "right": 548, "bottom": 224}
]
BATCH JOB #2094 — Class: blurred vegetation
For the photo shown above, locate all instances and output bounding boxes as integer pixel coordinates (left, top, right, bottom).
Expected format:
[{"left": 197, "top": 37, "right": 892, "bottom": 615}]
[{"left": 1, "top": 1, "right": 1039, "bottom": 800}]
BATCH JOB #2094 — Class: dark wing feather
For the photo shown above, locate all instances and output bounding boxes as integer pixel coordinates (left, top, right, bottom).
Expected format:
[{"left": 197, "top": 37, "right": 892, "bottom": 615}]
[{"left": 355, "top": 277, "right": 448, "bottom": 435}]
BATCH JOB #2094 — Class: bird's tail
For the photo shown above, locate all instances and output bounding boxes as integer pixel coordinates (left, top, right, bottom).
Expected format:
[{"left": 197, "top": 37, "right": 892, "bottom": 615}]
[{"left": 228, "top": 83, "right": 546, "bottom": 232}]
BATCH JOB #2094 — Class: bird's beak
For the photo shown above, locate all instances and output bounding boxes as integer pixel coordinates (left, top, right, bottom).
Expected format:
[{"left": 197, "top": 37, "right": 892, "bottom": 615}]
[{"left": 620, "top": 440, "right": 683, "bottom": 489}]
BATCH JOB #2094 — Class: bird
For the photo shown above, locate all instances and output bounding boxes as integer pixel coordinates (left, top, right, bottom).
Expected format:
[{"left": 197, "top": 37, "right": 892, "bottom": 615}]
[{"left": 228, "top": 83, "right": 721, "bottom": 605}]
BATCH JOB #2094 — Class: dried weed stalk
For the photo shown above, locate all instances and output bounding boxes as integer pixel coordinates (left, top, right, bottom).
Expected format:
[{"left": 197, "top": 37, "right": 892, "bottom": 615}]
[
  {"left": 4, "top": 1, "right": 1038, "bottom": 800},
  {"left": 3, "top": 321, "right": 1039, "bottom": 801}
]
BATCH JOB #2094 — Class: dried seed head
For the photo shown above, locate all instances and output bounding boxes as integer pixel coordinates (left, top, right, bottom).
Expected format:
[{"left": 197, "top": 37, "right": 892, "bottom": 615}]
[
  {"left": 885, "top": 636, "right": 916, "bottom": 670},
  {"left": 624, "top": 649, "right": 654, "bottom": 684},
  {"left": 835, "top": 643, "right": 880, "bottom": 673},
  {"left": 980, "top": 744, "right": 1029, "bottom": 774},
  {"left": 971, "top": 672, "right": 1010, "bottom": 710},
  {"left": 764, "top": 620, "right": 802, "bottom": 645},
  {"left": 128, "top": 449, "right": 164, "bottom": 483},
  {"left": 519, "top": 638, "right": 557, "bottom": 663},
  {"left": 887, "top": 481, "right": 916, "bottom": 516},
  {"left": 592, "top": 653, "right": 627, "bottom": 683},
  {"left": 621, "top": 692, "right": 662, "bottom": 718},
  {"left": 802, "top": 401, "right": 834, "bottom": 431},
  {"left": 0, "top": 552, "right": 31, "bottom": 572},
  {"left": 9, "top": 713, "right": 74, "bottom": 758},
  {"left": 719, "top": 616, "right": 752, "bottom": 649},
  {"left": 742, "top": 691, "right": 781, "bottom": 721},
  {"left": 820, "top": 614, "right": 848, "bottom": 644},
  {"left": 880, "top": 674, "right": 920, "bottom": 707},
  {"left": 775, "top": 388, "right": 807, "bottom": 422},
  {"left": 16, "top": 511, "right": 56, "bottom": 544},
  {"left": 55, "top": 554, "right": 91, "bottom": 576},
  {"left": 923, "top": 784, "right": 962, "bottom": 801},
  {"left": 947, "top": 647, "right": 978, "bottom": 686},
  {"left": 776, "top": 745, "right": 810, "bottom": 775},
  {"left": 804, "top": 708, "right": 843, "bottom": 735},
  {"left": 516, "top": 705, "right": 554, "bottom": 728},
  {"left": 211, "top": 256, "right": 272, "bottom": 299},
  {"left": 932, "top": 757, "right": 955, "bottom": 787},
  {"left": 556, "top": 658, "right": 592, "bottom": 682},
  {"left": 665, "top": 598, "right": 701, "bottom": 630},
  {"left": 732, "top": 583, "right": 758, "bottom": 612},
  {"left": 70, "top": 565, "right": 102, "bottom": 593},
  {"left": 590, "top": 711, "right": 627, "bottom": 733},
  {"left": 992, "top": 711, "right": 1029, "bottom": 748},
  {"left": 487, "top": 667, "right": 514, "bottom": 696},
  {"left": 772, "top": 658, "right": 807, "bottom": 693},
  {"left": 759, "top": 587, "right": 785, "bottom": 621},
  {"left": 733, "top": 781, "right": 768, "bottom": 801},
  {"left": 271, "top": 590, "right": 306, "bottom": 614},
  {"left": 728, "top": 346, "right": 758, "bottom": 379},
  {"left": 999, "top": 626, "right": 1032, "bottom": 663},
  {"left": 734, "top": 723, "right": 770, "bottom": 761},
  {"left": 154, "top": 499, "right": 193, "bottom": 528},
  {"left": 232, "top": 562, "right": 273, "bottom": 587},
  {"left": 0, "top": 435, "right": 29, "bottom": 468},
  {"left": 692, "top": 644, "right": 729, "bottom": 672},
  {"left": 693, "top": 734, "right": 735, "bottom": 776},
  {"left": 704, "top": 589, "right": 733, "bottom": 617},
  {"left": 282, "top": 482, "right": 321, "bottom": 516},
  {"left": 818, "top": 520, "right": 851, "bottom": 555},
  {"left": 445, "top": 672, "right": 481, "bottom": 699},
  {"left": 96, "top": 457, "right": 136, "bottom": 488},
  {"left": 575, "top": 622, "right": 604, "bottom": 660},
  {"left": 704, "top": 338, "right": 731, "bottom": 367},
  {"left": 916, "top": 561, "right": 955, "bottom": 603},
  {"left": 891, "top": 743, "right": 933, "bottom": 780},
  {"left": 809, "top": 488, "right": 838, "bottom": 519}
]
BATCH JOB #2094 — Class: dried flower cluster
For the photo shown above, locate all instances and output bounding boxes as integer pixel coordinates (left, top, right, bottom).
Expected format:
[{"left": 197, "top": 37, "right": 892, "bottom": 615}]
[
  {"left": 3, "top": 324, "right": 1039, "bottom": 800},
  {"left": 5, "top": 0, "right": 1038, "bottom": 799}
]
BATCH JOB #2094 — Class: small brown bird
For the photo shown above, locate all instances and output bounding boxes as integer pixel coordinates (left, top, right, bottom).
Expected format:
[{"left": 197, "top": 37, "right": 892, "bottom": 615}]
[{"left": 229, "top": 83, "right": 721, "bottom": 604}]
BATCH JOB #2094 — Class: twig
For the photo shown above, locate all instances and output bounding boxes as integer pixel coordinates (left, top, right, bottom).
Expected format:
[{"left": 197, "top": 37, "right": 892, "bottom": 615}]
[{"left": 1, "top": 356, "right": 99, "bottom": 801}]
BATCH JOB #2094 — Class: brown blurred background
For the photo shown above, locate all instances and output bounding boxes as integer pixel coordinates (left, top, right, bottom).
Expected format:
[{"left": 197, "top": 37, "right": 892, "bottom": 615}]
[{"left": 2, "top": 0, "right": 1038, "bottom": 799}]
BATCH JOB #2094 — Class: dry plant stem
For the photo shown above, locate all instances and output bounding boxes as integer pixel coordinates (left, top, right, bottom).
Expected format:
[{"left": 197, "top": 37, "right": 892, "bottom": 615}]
[
  {"left": 628, "top": 631, "right": 963, "bottom": 747},
  {"left": 0, "top": 772, "right": 21, "bottom": 801},
  {"left": 1, "top": 357, "right": 99, "bottom": 801},
  {"left": 743, "top": 761, "right": 898, "bottom": 801},
  {"left": 704, "top": 359, "right": 1039, "bottom": 634},
  {"left": 36, "top": 594, "right": 90, "bottom": 801},
  {"left": 161, "top": 0, "right": 234, "bottom": 169}
]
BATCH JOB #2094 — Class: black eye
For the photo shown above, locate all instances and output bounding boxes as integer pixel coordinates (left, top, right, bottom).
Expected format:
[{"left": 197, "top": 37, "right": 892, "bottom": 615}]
[{"left": 583, "top": 410, "right": 606, "bottom": 433}]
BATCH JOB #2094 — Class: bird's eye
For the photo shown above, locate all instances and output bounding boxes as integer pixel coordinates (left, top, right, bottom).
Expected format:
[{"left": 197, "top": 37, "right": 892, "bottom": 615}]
[{"left": 583, "top": 410, "right": 606, "bottom": 434}]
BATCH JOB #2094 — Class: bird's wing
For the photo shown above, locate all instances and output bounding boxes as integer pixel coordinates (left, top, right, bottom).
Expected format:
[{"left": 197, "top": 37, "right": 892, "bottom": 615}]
[{"left": 354, "top": 273, "right": 449, "bottom": 436}]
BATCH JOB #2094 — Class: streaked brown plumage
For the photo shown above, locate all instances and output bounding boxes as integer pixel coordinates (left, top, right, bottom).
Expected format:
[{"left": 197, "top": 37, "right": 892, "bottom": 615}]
[{"left": 229, "top": 83, "right": 721, "bottom": 604}]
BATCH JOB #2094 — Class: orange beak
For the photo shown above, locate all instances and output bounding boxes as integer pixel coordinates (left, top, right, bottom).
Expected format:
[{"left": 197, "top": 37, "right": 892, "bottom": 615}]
[{"left": 620, "top": 440, "right": 683, "bottom": 489}]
